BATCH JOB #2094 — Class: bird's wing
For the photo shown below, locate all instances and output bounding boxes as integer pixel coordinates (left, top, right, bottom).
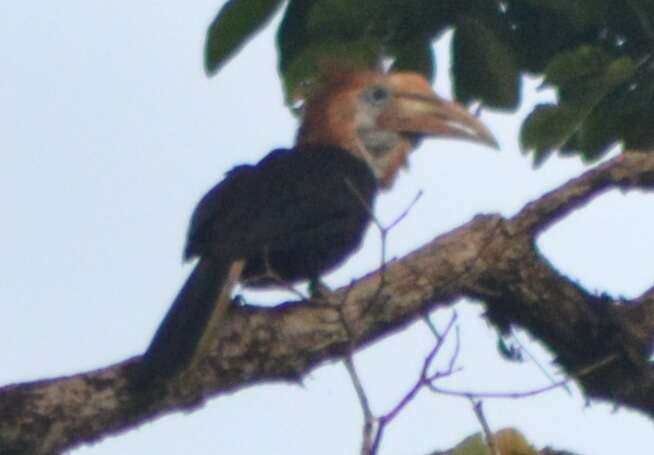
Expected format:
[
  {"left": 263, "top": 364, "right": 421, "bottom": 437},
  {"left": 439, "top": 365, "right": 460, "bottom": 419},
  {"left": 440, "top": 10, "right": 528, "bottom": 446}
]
[
  {"left": 185, "top": 145, "right": 377, "bottom": 261},
  {"left": 184, "top": 149, "right": 291, "bottom": 260}
]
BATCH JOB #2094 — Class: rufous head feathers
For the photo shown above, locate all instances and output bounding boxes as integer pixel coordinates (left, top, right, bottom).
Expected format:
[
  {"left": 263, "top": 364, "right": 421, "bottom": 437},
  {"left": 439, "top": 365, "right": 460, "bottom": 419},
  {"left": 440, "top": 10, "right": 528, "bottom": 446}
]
[{"left": 297, "top": 70, "right": 497, "bottom": 188}]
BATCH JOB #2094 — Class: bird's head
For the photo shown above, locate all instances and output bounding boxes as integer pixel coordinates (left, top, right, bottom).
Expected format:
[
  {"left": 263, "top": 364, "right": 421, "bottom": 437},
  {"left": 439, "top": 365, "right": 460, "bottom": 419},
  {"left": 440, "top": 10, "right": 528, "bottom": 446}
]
[{"left": 296, "top": 71, "right": 498, "bottom": 188}]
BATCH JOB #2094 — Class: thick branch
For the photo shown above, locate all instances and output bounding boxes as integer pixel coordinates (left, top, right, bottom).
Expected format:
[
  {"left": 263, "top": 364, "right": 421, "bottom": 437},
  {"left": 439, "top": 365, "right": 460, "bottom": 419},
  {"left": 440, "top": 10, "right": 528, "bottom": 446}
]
[{"left": 1, "top": 152, "right": 654, "bottom": 454}]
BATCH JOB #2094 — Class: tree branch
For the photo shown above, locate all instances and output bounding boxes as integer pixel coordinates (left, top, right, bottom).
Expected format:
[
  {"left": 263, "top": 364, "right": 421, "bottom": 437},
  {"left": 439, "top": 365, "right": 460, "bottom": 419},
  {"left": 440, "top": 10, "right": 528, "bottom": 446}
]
[{"left": 2, "top": 152, "right": 654, "bottom": 454}]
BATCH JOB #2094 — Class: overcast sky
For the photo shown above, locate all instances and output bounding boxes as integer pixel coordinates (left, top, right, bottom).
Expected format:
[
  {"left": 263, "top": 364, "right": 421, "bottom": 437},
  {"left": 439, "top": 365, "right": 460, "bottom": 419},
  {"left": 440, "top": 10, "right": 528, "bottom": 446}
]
[{"left": 1, "top": 1, "right": 653, "bottom": 454}]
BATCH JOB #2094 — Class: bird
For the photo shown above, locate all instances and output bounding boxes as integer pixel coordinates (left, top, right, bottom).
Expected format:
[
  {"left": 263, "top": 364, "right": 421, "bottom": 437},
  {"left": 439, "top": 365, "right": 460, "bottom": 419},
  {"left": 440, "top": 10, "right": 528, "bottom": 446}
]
[{"left": 136, "top": 70, "right": 497, "bottom": 388}]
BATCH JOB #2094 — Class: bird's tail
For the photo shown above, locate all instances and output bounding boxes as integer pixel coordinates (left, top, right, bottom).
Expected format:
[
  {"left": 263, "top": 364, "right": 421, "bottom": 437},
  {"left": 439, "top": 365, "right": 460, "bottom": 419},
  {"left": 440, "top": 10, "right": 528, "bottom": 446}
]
[{"left": 133, "top": 257, "right": 244, "bottom": 389}]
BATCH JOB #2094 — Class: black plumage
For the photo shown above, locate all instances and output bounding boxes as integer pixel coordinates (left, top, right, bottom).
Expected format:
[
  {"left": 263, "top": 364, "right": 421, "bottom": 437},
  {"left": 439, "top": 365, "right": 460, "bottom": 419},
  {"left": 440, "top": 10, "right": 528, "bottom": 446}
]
[
  {"left": 138, "top": 144, "right": 377, "bottom": 386},
  {"left": 135, "top": 70, "right": 496, "bottom": 389}
]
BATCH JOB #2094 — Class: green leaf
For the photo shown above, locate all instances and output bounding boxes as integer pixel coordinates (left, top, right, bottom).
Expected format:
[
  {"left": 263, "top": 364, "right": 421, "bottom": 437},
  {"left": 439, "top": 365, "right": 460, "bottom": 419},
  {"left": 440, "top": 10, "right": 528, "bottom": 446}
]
[
  {"left": 205, "top": 0, "right": 285, "bottom": 76},
  {"left": 305, "top": 0, "right": 391, "bottom": 37},
  {"left": 452, "top": 17, "right": 520, "bottom": 109},
  {"left": 544, "top": 45, "right": 608, "bottom": 86},
  {"left": 517, "top": 0, "right": 608, "bottom": 29},
  {"left": 278, "top": 0, "right": 398, "bottom": 74},
  {"left": 389, "top": 38, "right": 435, "bottom": 82},
  {"left": 527, "top": 49, "right": 639, "bottom": 162},
  {"left": 451, "top": 433, "right": 490, "bottom": 455},
  {"left": 545, "top": 49, "right": 636, "bottom": 93},
  {"left": 577, "top": 98, "right": 622, "bottom": 162},
  {"left": 624, "top": 102, "right": 654, "bottom": 150},
  {"left": 558, "top": 132, "right": 580, "bottom": 156},
  {"left": 520, "top": 104, "right": 579, "bottom": 165},
  {"left": 280, "top": 37, "right": 381, "bottom": 104},
  {"left": 604, "top": 56, "right": 637, "bottom": 87},
  {"left": 557, "top": 76, "right": 608, "bottom": 110}
]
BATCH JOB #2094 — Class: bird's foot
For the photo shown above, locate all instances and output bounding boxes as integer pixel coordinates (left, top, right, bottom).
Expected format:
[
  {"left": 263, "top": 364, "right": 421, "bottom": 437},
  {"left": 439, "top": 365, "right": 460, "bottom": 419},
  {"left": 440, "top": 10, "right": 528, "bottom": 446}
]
[{"left": 309, "top": 279, "right": 331, "bottom": 302}]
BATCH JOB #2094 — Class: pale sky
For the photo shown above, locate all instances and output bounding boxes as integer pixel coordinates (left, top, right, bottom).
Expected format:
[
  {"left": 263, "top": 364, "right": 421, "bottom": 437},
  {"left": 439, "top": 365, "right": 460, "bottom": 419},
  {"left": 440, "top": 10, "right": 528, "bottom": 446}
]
[{"left": 1, "top": 1, "right": 653, "bottom": 454}]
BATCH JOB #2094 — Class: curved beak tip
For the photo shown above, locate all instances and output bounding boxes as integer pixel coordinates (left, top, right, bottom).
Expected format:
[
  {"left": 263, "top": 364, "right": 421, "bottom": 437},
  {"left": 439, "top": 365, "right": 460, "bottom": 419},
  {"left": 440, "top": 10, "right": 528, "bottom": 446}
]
[
  {"left": 478, "top": 129, "right": 500, "bottom": 150},
  {"left": 384, "top": 94, "right": 500, "bottom": 151}
]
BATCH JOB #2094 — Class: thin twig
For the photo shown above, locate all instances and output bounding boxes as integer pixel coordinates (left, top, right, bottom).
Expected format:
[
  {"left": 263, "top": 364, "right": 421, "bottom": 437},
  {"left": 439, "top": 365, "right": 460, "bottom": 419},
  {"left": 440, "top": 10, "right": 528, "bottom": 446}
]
[
  {"left": 427, "top": 353, "right": 619, "bottom": 399},
  {"left": 345, "top": 178, "right": 383, "bottom": 230},
  {"left": 422, "top": 313, "right": 443, "bottom": 342},
  {"left": 341, "top": 190, "right": 429, "bottom": 454},
  {"left": 424, "top": 318, "right": 462, "bottom": 383},
  {"left": 446, "top": 326, "right": 461, "bottom": 374},
  {"left": 346, "top": 179, "right": 424, "bottom": 317},
  {"left": 344, "top": 178, "right": 388, "bottom": 314},
  {"left": 386, "top": 190, "right": 424, "bottom": 232},
  {"left": 379, "top": 190, "right": 423, "bottom": 270},
  {"left": 370, "top": 312, "right": 460, "bottom": 454},
  {"left": 344, "top": 355, "right": 376, "bottom": 454},
  {"left": 509, "top": 328, "right": 571, "bottom": 395},
  {"left": 423, "top": 314, "right": 459, "bottom": 380},
  {"left": 470, "top": 400, "right": 498, "bottom": 455},
  {"left": 338, "top": 280, "right": 378, "bottom": 454}
]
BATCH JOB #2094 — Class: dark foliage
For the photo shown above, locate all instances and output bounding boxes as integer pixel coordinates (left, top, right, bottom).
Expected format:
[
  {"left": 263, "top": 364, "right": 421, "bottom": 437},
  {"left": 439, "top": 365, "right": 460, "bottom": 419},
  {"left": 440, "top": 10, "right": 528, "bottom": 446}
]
[{"left": 205, "top": 0, "right": 654, "bottom": 164}]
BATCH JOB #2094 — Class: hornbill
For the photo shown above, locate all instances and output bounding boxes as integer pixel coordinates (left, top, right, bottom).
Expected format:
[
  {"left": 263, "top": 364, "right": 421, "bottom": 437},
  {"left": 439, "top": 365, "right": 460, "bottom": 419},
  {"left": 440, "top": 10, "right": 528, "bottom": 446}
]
[{"left": 137, "top": 71, "right": 497, "bottom": 387}]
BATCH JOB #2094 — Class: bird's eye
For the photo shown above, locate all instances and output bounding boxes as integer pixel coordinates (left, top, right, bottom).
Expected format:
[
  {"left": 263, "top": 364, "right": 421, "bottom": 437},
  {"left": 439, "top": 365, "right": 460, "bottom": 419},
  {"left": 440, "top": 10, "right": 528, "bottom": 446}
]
[{"left": 366, "top": 86, "right": 389, "bottom": 104}]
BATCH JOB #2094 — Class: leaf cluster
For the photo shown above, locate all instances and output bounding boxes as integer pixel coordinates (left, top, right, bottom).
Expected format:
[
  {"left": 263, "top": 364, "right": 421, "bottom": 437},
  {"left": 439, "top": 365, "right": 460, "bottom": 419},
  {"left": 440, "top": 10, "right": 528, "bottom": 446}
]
[{"left": 205, "top": 0, "right": 654, "bottom": 164}]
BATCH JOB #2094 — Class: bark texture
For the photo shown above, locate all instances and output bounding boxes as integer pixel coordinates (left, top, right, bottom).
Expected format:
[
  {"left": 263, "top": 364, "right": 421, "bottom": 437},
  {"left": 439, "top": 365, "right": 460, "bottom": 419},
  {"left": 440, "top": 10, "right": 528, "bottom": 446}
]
[{"left": 1, "top": 152, "right": 653, "bottom": 454}]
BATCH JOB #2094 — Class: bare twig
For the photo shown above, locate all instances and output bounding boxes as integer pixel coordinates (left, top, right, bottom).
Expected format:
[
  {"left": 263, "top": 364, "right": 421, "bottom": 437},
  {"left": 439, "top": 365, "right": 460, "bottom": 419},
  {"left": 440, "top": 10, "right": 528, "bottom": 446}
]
[
  {"left": 446, "top": 325, "right": 461, "bottom": 375},
  {"left": 369, "top": 313, "right": 460, "bottom": 454},
  {"left": 344, "top": 355, "right": 376, "bottom": 454},
  {"left": 346, "top": 178, "right": 424, "bottom": 318},
  {"left": 470, "top": 400, "right": 498, "bottom": 455},
  {"left": 338, "top": 278, "right": 379, "bottom": 454},
  {"left": 427, "top": 353, "right": 619, "bottom": 400},
  {"left": 377, "top": 190, "right": 423, "bottom": 277},
  {"left": 422, "top": 313, "right": 443, "bottom": 342},
  {"left": 343, "top": 312, "right": 461, "bottom": 455},
  {"left": 385, "top": 190, "right": 424, "bottom": 232},
  {"left": 345, "top": 178, "right": 382, "bottom": 230},
  {"left": 508, "top": 328, "right": 572, "bottom": 395},
  {"left": 342, "top": 196, "right": 442, "bottom": 454}
]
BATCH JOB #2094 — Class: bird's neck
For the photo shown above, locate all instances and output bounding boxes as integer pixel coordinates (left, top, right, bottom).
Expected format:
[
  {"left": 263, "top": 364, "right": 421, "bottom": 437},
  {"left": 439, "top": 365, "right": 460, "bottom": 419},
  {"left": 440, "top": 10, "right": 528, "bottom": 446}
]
[
  {"left": 350, "top": 128, "right": 410, "bottom": 189},
  {"left": 296, "top": 130, "right": 409, "bottom": 189}
]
